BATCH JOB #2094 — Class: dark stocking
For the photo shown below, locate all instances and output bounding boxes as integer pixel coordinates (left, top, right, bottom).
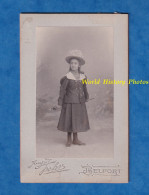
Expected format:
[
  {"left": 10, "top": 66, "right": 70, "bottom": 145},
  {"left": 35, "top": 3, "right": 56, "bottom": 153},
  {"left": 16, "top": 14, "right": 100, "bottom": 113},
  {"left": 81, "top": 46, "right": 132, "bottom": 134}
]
[{"left": 66, "top": 132, "right": 72, "bottom": 147}]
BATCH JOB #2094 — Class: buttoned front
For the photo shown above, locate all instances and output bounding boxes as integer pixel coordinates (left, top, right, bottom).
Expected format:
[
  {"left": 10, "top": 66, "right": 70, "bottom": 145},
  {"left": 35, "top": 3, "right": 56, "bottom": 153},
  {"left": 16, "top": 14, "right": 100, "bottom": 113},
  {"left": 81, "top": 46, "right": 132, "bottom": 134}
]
[
  {"left": 57, "top": 71, "right": 90, "bottom": 132},
  {"left": 58, "top": 73, "right": 89, "bottom": 106}
]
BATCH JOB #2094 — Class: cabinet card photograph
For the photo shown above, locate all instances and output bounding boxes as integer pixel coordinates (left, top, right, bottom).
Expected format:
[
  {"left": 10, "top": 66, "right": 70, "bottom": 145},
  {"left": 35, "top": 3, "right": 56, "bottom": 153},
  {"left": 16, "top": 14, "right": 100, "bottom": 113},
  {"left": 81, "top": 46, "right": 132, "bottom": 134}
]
[{"left": 20, "top": 13, "right": 129, "bottom": 183}]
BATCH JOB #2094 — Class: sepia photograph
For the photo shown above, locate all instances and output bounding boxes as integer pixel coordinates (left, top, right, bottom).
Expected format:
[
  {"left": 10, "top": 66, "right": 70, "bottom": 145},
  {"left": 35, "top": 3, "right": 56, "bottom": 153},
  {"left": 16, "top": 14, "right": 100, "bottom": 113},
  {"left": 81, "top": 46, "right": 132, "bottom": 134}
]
[
  {"left": 36, "top": 26, "right": 114, "bottom": 158},
  {"left": 20, "top": 14, "right": 128, "bottom": 183}
]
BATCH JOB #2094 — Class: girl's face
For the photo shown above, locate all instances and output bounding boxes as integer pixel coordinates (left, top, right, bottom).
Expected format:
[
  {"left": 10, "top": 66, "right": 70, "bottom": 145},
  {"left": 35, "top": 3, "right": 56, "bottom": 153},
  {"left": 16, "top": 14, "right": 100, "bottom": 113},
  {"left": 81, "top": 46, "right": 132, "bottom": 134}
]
[{"left": 70, "top": 58, "right": 80, "bottom": 71}]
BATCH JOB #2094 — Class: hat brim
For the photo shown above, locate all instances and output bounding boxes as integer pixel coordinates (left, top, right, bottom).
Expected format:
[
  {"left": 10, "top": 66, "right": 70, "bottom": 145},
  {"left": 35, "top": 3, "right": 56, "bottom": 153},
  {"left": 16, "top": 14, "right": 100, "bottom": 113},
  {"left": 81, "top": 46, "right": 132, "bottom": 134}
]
[{"left": 65, "top": 56, "right": 85, "bottom": 65}]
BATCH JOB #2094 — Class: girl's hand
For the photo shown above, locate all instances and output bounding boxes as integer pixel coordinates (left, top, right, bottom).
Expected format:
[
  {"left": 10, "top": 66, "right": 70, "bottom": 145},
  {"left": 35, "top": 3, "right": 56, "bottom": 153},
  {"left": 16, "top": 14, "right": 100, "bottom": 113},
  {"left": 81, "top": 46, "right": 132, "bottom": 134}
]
[
  {"left": 49, "top": 105, "right": 62, "bottom": 111},
  {"left": 57, "top": 105, "right": 62, "bottom": 109}
]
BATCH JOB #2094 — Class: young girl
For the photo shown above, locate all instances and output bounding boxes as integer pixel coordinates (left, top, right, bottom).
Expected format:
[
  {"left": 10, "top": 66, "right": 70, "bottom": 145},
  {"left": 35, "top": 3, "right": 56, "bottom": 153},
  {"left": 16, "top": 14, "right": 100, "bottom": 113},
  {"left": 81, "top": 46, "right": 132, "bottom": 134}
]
[{"left": 57, "top": 50, "right": 90, "bottom": 147}]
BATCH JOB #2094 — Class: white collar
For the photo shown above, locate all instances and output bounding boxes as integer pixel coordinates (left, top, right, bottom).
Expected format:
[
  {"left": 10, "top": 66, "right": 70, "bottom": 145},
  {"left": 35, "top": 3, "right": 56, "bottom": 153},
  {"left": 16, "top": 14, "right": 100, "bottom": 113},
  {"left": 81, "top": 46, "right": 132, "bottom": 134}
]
[{"left": 66, "top": 72, "right": 85, "bottom": 80}]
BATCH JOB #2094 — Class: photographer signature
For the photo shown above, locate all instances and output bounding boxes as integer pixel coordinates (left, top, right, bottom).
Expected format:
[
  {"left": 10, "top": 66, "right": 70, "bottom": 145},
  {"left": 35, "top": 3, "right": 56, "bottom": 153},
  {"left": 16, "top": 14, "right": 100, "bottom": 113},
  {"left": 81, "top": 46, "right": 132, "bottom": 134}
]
[{"left": 28, "top": 159, "right": 69, "bottom": 176}]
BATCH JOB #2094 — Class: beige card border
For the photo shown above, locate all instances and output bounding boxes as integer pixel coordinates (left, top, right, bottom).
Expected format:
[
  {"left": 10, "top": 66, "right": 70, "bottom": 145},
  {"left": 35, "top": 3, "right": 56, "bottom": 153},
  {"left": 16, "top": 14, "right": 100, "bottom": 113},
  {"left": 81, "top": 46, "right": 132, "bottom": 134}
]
[{"left": 20, "top": 13, "right": 128, "bottom": 183}]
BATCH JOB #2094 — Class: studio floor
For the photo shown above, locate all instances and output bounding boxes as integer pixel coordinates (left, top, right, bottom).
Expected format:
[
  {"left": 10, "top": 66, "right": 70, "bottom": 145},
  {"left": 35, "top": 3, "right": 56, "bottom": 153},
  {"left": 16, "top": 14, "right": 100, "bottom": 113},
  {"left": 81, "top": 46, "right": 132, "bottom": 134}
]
[{"left": 36, "top": 112, "right": 114, "bottom": 158}]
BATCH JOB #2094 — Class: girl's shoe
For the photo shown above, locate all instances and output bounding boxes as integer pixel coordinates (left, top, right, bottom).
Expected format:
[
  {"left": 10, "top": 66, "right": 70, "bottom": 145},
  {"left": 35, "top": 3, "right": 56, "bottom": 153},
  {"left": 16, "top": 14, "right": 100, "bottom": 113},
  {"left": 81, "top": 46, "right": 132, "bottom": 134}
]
[
  {"left": 66, "top": 140, "right": 72, "bottom": 147},
  {"left": 72, "top": 139, "right": 86, "bottom": 145}
]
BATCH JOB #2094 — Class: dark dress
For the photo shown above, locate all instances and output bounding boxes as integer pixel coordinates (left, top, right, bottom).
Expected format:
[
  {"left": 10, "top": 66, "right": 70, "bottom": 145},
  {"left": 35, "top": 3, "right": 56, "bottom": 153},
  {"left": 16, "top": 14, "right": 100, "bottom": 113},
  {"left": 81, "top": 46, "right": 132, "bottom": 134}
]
[{"left": 57, "top": 72, "right": 90, "bottom": 132}]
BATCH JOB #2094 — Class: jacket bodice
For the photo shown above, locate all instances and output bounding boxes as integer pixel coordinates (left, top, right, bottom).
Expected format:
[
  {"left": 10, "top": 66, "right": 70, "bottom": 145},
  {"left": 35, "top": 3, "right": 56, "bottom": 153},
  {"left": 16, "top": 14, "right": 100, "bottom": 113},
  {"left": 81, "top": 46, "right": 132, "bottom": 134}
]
[{"left": 58, "top": 72, "right": 89, "bottom": 105}]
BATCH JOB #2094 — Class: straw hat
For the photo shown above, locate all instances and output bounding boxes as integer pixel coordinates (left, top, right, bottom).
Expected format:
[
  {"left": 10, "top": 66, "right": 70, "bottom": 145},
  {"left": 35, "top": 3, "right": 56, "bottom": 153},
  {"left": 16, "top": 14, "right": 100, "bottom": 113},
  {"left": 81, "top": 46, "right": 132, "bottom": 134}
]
[{"left": 65, "top": 50, "right": 85, "bottom": 65}]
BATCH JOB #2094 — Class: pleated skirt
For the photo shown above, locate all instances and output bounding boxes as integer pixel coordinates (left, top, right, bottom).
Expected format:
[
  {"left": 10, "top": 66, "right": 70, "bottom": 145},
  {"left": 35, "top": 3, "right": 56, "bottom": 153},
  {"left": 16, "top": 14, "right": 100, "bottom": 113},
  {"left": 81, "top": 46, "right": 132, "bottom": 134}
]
[{"left": 57, "top": 103, "right": 90, "bottom": 132}]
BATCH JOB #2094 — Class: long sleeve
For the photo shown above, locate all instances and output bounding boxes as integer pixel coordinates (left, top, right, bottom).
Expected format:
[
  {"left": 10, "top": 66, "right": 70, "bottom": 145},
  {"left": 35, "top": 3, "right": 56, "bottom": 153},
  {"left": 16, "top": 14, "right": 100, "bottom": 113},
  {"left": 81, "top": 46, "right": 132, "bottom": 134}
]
[
  {"left": 83, "top": 75, "right": 89, "bottom": 101},
  {"left": 58, "top": 76, "right": 68, "bottom": 106}
]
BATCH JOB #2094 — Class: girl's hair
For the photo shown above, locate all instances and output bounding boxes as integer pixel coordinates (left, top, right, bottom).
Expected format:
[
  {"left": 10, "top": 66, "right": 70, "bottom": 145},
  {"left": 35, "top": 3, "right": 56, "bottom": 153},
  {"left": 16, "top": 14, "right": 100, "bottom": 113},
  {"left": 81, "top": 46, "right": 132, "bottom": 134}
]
[
  {"left": 69, "top": 58, "right": 84, "bottom": 74},
  {"left": 69, "top": 66, "right": 82, "bottom": 73}
]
